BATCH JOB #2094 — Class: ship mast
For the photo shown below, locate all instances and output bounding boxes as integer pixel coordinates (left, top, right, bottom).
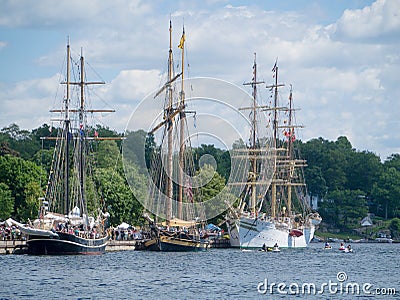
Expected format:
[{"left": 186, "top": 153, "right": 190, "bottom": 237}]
[
  {"left": 73, "top": 49, "right": 105, "bottom": 223},
  {"left": 43, "top": 41, "right": 116, "bottom": 218},
  {"left": 64, "top": 42, "right": 71, "bottom": 216},
  {"left": 283, "top": 85, "right": 306, "bottom": 216},
  {"left": 286, "top": 85, "right": 294, "bottom": 215},
  {"left": 178, "top": 26, "right": 185, "bottom": 219},
  {"left": 166, "top": 20, "right": 174, "bottom": 222},
  {"left": 242, "top": 53, "right": 265, "bottom": 215},
  {"left": 265, "top": 61, "right": 285, "bottom": 219}
]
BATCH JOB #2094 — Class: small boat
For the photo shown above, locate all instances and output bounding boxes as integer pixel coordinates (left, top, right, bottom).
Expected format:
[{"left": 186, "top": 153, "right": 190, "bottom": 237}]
[
  {"left": 344, "top": 247, "right": 354, "bottom": 253},
  {"left": 339, "top": 243, "right": 346, "bottom": 251},
  {"left": 259, "top": 246, "right": 280, "bottom": 252},
  {"left": 324, "top": 245, "right": 332, "bottom": 250},
  {"left": 270, "top": 246, "right": 280, "bottom": 252}
]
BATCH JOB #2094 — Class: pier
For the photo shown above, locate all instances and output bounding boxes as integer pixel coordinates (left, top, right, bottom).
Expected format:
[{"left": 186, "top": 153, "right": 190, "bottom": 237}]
[{"left": 0, "top": 240, "right": 27, "bottom": 254}]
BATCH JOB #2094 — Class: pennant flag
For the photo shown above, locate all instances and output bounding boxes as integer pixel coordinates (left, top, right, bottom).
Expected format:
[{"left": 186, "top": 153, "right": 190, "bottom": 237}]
[
  {"left": 178, "top": 29, "right": 185, "bottom": 49},
  {"left": 272, "top": 61, "right": 277, "bottom": 72}
]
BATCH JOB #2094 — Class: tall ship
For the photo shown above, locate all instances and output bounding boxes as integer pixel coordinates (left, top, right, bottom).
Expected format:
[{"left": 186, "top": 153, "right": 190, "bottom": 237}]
[
  {"left": 226, "top": 55, "right": 321, "bottom": 249},
  {"left": 142, "top": 22, "right": 209, "bottom": 251},
  {"left": 8, "top": 42, "right": 112, "bottom": 254}
]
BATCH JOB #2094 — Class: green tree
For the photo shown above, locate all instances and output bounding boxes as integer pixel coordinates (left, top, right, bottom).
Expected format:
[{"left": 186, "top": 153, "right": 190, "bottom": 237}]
[
  {"left": 0, "top": 183, "right": 14, "bottom": 220},
  {"left": 305, "top": 166, "right": 327, "bottom": 198},
  {"left": 195, "top": 164, "right": 236, "bottom": 225},
  {"left": 95, "top": 140, "right": 122, "bottom": 170},
  {"left": 0, "top": 155, "right": 46, "bottom": 219},
  {"left": 320, "top": 189, "right": 368, "bottom": 229},
  {"left": 95, "top": 167, "right": 144, "bottom": 226},
  {"left": 371, "top": 167, "right": 400, "bottom": 219},
  {"left": 1, "top": 124, "right": 41, "bottom": 159},
  {"left": 17, "top": 181, "right": 42, "bottom": 222},
  {"left": 388, "top": 218, "right": 400, "bottom": 240}
]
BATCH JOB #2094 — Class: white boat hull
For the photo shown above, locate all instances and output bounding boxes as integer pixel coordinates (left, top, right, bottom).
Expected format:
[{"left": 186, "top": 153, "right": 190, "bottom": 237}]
[{"left": 227, "top": 216, "right": 316, "bottom": 249}]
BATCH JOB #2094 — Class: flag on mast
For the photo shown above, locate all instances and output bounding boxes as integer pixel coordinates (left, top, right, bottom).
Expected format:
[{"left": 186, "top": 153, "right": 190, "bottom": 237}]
[{"left": 178, "top": 28, "right": 185, "bottom": 49}]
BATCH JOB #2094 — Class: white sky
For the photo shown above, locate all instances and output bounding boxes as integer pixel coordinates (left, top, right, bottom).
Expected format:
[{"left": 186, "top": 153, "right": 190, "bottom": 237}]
[{"left": 0, "top": 0, "right": 399, "bottom": 160}]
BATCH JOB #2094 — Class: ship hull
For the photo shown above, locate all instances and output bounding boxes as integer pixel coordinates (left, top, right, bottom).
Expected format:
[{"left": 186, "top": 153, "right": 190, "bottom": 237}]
[
  {"left": 27, "top": 232, "right": 108, "bottom": 255},
  {"left": 228, "top": 217, "right": 316, "bottom": 249},
  {"left": 159, "top": 236, "right": 209, "bottom": 252}
]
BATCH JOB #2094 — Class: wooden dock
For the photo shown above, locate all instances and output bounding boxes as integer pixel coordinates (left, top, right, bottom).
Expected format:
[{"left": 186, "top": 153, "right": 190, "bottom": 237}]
[
  {"left": 209, "top": 238, "right": 231, "bottom": 248},
  {"left": 106, "top": 240, "right": 144, "bottom": 251},
  {"left": 0, "top": 240, "right": 27, "bottom": 254}
]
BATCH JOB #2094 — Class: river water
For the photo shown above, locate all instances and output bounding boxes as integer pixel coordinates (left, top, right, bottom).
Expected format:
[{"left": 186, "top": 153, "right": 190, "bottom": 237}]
[{"left": 0, "top": 243, "right": 399, "bottom": 299}]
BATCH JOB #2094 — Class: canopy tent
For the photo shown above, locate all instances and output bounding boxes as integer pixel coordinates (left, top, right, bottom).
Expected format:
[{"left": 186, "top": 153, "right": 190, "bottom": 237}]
[
  {"left": 117, "top": 222, "right": 130, "bottom": 229},
  {"left": 361, "top": 217, "right": 373, "bottom": 227},
  {"left": 161, "top": 218, "right": 196, "bottom": 227},
  {"left": 206, "top": 223, "right": 221, "bottom": 231}
]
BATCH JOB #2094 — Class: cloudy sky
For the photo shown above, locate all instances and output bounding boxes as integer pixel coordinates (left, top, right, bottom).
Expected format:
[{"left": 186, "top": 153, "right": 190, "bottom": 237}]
[{"left": 0, "top": 0, "right": 399, "bottom": 160}]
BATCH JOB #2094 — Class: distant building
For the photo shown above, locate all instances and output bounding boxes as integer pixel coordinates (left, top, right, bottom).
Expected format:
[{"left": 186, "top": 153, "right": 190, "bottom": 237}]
[{"left": 361, "top": 216, "right": 373, "bottom": 227}]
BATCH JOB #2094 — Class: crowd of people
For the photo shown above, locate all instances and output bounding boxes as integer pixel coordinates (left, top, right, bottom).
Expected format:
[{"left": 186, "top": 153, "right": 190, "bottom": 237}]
[
  {"left": 109, "top": 227, "right": 143, "bottom": 241},
  {"left": 0, "top": 224, "right": 22, "bottom": 241}
]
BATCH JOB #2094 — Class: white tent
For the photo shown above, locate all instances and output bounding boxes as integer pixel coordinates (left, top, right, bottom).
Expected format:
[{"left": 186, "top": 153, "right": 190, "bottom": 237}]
[
  {"left": 361, "top": 216, "right": 372, "bottom": 227},
  {"left": 117, "top": 222, "right": 130, "bottom": 229}
]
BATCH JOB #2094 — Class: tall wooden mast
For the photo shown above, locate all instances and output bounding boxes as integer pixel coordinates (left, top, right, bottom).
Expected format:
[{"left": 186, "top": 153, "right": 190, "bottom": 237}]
[
  {"left": 178, "top": 26, "right": 186, "bottom": 219},
  {"left": 242, "top": 53, "right": 265, "bottom": 215},
  {"left": 265, "top": 61, "right": 285, "bottom": 219},
  {"left": 166, "top": 20, "right": 174, "bottom": 222},
  {"left": 64, "top": 42, "right": 71, "bottom": 216}
]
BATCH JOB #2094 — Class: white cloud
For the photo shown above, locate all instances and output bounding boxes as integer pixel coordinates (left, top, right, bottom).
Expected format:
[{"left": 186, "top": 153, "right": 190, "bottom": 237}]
[
  {"left": 0, "top": 75, "right": 60, "bottom": 129},
  {"left": 0, "top": 0, "right": 152, "bottom": 28},
  {"left": 103, "top": 69, "right": 162, "bottom": 102},
  {"left": 330, "top": 0, "right": 400, "bottom": 42},
  {"left": 0, "top": 0, "right": 399, "bottom": 160}
]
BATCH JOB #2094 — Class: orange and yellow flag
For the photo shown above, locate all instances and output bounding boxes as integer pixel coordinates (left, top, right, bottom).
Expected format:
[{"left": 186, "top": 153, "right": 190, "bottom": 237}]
[{"left": 178, "top": 31, "right": 185, "bottom": 49}]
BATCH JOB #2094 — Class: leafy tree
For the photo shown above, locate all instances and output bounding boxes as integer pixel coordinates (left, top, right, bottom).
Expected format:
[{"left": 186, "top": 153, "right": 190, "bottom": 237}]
[
  {"left": 32, "top": 149, "right": 54, "bottom": 173},
  {"left": 95, "top": 140, "right": 122, "bottom": 170},
  {"left": 195, "top": 164, "right": 237, "bottom": 225},
  {"left": 0, "top": 141, "right": 19, "bottom": 157},
  {"left": 384, "top": 154, "right": 400, "bottom": 171},
  {"left": 0, "top": 183, "right": 14, "bottom": 220},
  {"left": 346, "top": 151, "right": 382, "bottom": 194},
  {"left": 17, "top": 181, "right": 42, "bottom": 222},
  {"left": 122, "top": 130, "right": 148, "bottom": 172},
  {"left": 389, "top": 218, "right": 400, "bottom": 240},
  {"left": 31, "top": 123, "right": 59, "bottom": 150},
  {"left": 0, "top": 155, "right": 46, "bottom": 219},
  {"left": 193, "top": 144, "right": 231, "bottom": 182},
  {"left": 305, "top": 166, "right": 327, "bottom": 198},
  {"left": 371, "top": 167, "right": 400, "bottom": 219},
  {"left": 319, "top": 189, "right": 368, "bottom": 229},
  {"left": 1, "top": 124, "right": 40, "bottom": 159},
  {"left": 95, "top": 167, "right": 144, "bottom": 226}
]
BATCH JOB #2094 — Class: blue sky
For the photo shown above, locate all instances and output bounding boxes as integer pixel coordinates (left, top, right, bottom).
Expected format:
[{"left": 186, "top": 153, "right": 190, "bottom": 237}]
[{"left": 1, "top": 0, "right": 399, "bottom": 160}]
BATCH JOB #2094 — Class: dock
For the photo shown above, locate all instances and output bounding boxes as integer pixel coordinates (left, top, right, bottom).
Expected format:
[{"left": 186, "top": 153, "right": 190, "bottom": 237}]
[
  {"left": 107, "top": 239, "right": 145, "bottom": 251},
  {"left": 0, "top": 240, "right": 27, "bottom": 254},
  {"left": 209, "top": 238, "right": 231, "bottom": 248}
]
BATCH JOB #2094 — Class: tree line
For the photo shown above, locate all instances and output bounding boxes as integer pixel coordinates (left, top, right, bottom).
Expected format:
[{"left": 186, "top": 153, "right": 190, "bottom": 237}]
[{"left": 1, "top": 123, "right": 400, "bottom": 233}]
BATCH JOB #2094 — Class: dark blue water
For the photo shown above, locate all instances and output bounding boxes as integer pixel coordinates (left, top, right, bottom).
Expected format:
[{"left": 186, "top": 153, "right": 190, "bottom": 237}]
[{"left": 0, "top": 243, "right": 399, "bottom": 299}]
